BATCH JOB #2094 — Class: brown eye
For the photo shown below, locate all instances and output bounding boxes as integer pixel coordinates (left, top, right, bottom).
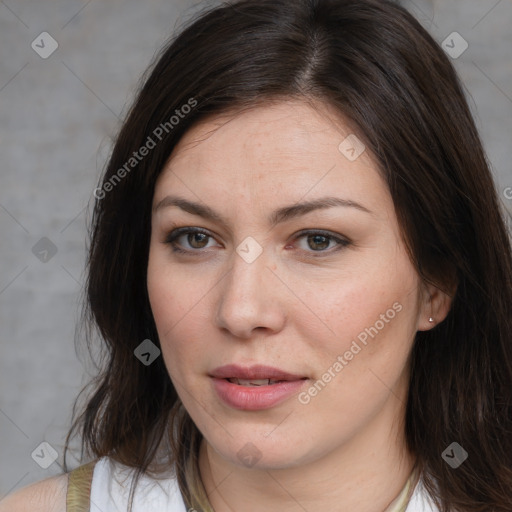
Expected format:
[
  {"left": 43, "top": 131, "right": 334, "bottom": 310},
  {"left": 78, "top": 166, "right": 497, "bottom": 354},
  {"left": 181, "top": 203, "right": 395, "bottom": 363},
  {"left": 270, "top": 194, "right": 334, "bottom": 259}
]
[
  {"left": 165, "top": 227, "right": 217, "bottom": 254},
  {"left": 187, "top": 232, "right": 209, "bottom": 249},
  {"left": 306, "top": 234, "right": 331, "bottom": 251},
  {"left": 295, "top": 230, "right": 351, "bottom": 254}
]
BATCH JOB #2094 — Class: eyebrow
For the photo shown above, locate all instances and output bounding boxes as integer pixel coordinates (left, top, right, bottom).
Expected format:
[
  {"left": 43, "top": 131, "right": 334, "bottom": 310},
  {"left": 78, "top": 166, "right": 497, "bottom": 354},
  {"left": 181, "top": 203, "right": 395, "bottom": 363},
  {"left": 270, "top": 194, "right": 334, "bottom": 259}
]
[{"left": 153, "top": 195, "right": 373, "bottom": 228}]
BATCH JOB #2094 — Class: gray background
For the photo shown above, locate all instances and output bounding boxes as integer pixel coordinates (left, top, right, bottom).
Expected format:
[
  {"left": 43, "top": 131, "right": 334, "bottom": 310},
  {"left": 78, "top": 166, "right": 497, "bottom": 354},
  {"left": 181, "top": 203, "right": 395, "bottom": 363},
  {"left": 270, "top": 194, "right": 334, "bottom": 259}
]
[{"left": 1, "top": 0, "right": 511, "bottom": 500}]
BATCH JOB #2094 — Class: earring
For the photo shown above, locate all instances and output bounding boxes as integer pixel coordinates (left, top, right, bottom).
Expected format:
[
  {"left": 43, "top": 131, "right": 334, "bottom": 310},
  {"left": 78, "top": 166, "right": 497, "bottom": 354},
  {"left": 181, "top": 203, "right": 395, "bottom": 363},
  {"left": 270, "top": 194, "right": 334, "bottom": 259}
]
[{"left": 428, "top": 317, "right": 434, "bottom": 323}]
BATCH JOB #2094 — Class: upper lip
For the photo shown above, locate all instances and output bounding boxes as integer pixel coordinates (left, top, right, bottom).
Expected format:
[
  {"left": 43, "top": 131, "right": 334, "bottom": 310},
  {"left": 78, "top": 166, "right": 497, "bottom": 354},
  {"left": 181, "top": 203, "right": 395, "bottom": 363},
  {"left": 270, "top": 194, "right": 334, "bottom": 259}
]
[{"left": 210, "top": 364, "right": 306, "bottom": 381}]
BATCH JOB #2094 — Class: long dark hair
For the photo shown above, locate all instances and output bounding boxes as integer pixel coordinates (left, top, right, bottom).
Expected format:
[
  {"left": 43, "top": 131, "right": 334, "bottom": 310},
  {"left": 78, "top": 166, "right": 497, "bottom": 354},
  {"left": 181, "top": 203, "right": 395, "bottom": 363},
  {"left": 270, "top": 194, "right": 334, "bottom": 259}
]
[{"left": 63, "top": 0, "right": 512, "bottom": 510}]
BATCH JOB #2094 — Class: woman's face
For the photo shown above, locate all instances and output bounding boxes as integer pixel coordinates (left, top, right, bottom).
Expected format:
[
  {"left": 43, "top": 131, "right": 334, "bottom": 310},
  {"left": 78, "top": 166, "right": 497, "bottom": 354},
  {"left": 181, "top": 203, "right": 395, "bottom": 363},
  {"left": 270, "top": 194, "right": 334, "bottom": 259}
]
[{"left": 147, "top": 100, "right": 436, "bottom": 470}]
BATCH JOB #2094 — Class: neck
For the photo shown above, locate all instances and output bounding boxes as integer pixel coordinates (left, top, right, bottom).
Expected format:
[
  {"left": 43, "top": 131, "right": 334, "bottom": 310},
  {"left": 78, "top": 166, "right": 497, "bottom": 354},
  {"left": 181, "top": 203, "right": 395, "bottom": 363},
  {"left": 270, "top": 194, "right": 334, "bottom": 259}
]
[{"left": 198, "top": 394, "right": 416, "bottom": 512}]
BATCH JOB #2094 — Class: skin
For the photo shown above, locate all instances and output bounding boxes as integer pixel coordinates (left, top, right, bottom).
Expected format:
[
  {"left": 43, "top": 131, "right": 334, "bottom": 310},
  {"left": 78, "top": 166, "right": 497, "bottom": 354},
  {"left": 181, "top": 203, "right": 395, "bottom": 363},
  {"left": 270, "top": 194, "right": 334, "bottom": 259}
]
[{"left": 147, "top": 99, "right": 452, "bottom": 512}]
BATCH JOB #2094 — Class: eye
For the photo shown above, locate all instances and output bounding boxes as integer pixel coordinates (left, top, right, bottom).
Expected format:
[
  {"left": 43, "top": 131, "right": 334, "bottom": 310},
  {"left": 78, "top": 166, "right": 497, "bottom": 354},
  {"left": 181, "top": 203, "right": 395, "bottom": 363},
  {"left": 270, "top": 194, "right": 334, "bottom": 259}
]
[
  {"left": 292, "top": 230, "right": 351, "bottom": 255},
  {"left": 165, "top": 227, "right": 219, "bottom": 254}
]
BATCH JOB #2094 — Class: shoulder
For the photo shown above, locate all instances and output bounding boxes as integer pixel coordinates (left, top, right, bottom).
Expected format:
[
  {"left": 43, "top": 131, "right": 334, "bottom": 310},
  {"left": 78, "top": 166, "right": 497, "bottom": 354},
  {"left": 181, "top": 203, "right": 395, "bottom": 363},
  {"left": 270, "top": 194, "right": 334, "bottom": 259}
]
[{"left": 0, "top": 473, "right": 69, "bottom": 512}]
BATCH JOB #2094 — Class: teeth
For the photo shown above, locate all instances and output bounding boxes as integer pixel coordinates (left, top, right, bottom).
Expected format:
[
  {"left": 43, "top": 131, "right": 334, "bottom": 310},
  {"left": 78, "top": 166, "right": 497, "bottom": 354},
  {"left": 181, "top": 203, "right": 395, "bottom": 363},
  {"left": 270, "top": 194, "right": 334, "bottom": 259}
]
[{"left": 228, "top": 378, "right": 280, "bottom": 386}]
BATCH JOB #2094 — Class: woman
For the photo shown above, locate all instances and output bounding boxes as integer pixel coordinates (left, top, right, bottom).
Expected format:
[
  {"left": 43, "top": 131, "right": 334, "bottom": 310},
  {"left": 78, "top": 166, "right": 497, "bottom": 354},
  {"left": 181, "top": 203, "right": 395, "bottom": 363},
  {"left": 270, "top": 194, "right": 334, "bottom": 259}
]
[{"left": 3, "top": 0, "right": 511, "bottom": 511}]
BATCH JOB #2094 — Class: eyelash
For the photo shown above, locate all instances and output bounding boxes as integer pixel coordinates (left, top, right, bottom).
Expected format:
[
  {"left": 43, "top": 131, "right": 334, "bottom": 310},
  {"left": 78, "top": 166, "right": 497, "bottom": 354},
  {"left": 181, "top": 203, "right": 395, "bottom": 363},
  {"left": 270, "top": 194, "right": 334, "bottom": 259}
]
[{"left": 164, "top": 227, "right": 351, "bottom": 257}]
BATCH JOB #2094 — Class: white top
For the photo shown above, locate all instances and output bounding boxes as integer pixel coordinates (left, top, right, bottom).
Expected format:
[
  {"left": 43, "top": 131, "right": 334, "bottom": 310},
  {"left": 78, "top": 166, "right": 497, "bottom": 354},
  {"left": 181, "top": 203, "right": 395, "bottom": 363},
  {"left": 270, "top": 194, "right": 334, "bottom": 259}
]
[
  {"left": 405, "top": 479, "right": 439, "bottom": 512},
  {"left": 89, "top": 457, "right": 187, "bottom": 512},
  {"left": 89, "top": 456, "right": 439, "bottom": 511}
]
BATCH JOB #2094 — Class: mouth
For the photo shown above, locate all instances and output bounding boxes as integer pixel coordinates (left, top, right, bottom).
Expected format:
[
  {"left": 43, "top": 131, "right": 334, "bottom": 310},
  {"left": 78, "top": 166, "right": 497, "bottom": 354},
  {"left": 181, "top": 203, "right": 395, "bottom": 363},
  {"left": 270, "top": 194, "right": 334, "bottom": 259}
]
[
  {"left": 209, "top": 364, "right": 308, "bottom": 410},
  {"left": 209, "top": 363, "right": 307, "bottom": 383}
]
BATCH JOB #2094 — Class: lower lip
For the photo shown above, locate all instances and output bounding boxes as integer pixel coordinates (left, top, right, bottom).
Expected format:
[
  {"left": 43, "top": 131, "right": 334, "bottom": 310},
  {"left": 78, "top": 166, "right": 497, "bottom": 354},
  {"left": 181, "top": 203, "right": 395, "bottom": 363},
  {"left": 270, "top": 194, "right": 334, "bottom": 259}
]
[{"left": 211, "top": 377, "right": 307, "bottom": 411}]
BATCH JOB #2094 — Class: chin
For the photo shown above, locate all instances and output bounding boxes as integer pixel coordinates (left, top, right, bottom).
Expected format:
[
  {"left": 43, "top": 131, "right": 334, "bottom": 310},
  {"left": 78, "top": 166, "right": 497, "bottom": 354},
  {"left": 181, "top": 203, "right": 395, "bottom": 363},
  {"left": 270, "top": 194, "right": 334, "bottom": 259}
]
[{"left": 204, "top": 429, "right": 310, "bottom": 470}]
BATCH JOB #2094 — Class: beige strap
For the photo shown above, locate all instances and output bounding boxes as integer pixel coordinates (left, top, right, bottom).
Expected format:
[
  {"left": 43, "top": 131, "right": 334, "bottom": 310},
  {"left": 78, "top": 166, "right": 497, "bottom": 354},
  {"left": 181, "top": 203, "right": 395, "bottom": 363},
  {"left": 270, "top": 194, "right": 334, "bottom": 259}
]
[{"left": 66, "top": 460, "right": 98, "bottom": 512}]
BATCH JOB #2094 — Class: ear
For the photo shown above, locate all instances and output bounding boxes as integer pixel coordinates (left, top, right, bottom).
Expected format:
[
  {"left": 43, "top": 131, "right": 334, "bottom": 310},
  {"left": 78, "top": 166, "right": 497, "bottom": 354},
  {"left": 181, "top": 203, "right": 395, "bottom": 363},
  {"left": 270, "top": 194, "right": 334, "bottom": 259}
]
[{"left": 417, "top": 281, "right": 455, "bottom": 331}]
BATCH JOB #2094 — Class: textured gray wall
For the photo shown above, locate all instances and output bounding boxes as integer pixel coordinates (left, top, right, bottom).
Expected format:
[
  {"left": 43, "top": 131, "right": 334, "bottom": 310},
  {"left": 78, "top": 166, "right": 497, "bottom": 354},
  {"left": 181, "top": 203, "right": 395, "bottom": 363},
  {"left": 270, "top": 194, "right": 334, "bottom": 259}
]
[{"left": 1, "top": 0, "right": 511, "bottom": 499}]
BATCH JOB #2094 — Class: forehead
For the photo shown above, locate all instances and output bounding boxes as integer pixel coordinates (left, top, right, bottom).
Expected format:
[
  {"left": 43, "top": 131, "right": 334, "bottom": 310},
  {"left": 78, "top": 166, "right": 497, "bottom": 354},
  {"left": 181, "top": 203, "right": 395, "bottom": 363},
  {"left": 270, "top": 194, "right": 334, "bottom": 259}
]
[
  {"left": 164, "top": 100, "right": 362, "bottom": 168},
  {"left": 154, "top": 100, "right": 390, "bottom": 216}
]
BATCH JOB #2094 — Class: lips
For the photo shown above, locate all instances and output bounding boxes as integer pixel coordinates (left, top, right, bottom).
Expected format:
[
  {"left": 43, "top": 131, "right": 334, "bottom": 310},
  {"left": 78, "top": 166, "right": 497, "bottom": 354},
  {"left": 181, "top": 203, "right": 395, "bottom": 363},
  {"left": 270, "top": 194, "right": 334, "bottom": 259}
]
[
  {"left": 209, "top": 364, "right": 308, "bottom": 410},
  {"left": 210, "top": 364, "right": 306, "bottom": 382}
]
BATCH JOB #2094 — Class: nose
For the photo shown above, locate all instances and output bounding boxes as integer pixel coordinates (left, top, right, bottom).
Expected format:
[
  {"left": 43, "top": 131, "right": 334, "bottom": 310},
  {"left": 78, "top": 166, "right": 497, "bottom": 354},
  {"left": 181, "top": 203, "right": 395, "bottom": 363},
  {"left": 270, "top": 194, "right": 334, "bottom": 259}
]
[{"left": 215, "top": 246, "right": 286, "bottom": 339}]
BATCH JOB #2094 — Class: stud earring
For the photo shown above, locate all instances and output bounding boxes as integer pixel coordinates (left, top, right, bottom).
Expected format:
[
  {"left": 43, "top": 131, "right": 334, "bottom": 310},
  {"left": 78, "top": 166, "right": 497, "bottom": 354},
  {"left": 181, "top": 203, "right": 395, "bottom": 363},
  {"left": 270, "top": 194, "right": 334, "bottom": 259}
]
[{"left": 428, "top": 317, "right": 434, "bottom": 323}]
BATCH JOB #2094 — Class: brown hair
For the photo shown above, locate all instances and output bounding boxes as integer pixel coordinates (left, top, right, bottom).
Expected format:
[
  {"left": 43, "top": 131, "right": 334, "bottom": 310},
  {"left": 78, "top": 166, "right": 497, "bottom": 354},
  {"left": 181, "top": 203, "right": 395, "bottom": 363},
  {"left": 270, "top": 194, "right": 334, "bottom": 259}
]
[{"left": 63, "top": 0, "right": 512, "bottom": 510}]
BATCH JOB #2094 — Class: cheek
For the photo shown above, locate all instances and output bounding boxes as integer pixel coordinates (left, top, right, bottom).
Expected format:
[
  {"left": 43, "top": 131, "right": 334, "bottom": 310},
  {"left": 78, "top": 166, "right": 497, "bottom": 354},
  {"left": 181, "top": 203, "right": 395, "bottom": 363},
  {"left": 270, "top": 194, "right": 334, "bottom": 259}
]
[
  {"left": 297, "top": 273, "right": 418, "bottom": 427},
  {"left": 147, "top": 250, "right": 197, "bottom": 367},
  {"left": 147, "top": 249, "right": 222, "bottom": 384},
  {"left": 147, "top": 262, "right": 176, "bottom": 336},
  {"left": 306, "top": 256, "right": 419, "bottom": 365},
  {"left": 147, "top": 243, "right": 200, "bottom": 329}
]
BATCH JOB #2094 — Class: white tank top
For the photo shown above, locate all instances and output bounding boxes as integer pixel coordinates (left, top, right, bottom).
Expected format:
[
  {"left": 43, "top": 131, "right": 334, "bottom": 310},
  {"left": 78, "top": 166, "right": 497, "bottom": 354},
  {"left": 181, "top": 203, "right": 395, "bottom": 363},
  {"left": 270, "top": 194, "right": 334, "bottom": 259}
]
[
  {"left": 87, "top": 456, "right": 439, "bottom": 511},
  {"left": 89, "top": 457, "right": 186, "bottom": 511}
]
